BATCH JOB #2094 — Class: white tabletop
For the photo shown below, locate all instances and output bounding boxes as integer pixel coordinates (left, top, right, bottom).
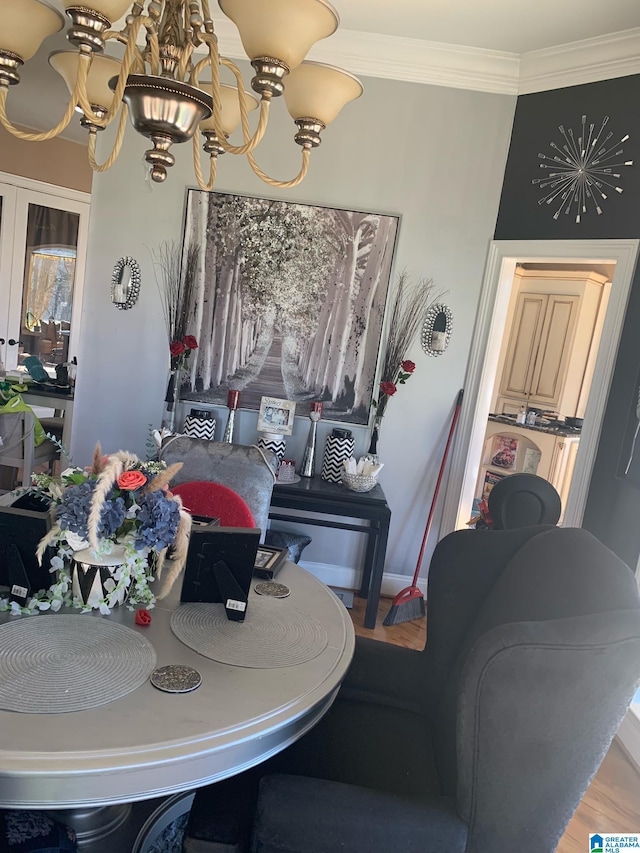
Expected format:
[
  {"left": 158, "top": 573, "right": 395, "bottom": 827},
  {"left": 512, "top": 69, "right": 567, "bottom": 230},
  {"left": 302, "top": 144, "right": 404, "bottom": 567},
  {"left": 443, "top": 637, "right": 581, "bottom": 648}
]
[{"left": 0, "top": 563, "right": 354, "bottom": 809}]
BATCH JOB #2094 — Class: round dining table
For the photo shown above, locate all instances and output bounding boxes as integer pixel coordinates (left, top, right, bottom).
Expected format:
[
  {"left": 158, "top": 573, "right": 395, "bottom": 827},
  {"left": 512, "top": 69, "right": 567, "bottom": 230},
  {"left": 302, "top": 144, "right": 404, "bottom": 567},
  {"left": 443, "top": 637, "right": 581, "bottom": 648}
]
[{"left": 0, "top": 561, "right": 354, "bottom": 848}]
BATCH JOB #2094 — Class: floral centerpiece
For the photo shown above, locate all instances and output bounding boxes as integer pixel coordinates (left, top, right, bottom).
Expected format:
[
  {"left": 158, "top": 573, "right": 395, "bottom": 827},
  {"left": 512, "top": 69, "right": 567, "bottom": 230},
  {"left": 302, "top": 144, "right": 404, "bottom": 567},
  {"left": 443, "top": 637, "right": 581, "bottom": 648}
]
[{"left": 1, "top": 446, "right": 191, "bottom": 616}]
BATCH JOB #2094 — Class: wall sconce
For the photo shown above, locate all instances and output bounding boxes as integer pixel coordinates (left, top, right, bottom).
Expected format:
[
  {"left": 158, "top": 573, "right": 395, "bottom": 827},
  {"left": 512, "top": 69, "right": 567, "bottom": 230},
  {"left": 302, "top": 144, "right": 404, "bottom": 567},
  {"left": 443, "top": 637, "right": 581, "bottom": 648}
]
[
  {"left": 111, "top": 256, "right": 141, "bottom": 310},
  {"left": 422, "top": 304, "right": 453, "bottom": 356}
]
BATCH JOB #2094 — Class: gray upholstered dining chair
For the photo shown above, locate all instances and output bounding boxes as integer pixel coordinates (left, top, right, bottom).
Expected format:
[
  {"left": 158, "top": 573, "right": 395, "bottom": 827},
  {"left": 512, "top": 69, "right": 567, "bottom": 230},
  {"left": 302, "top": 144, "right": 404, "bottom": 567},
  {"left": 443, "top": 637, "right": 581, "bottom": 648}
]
[
  {"left": 158, "top": 437, "right": 277, "bottom": 540},
  {"left": 249, "top": 525, "right": 640, "bottom": 853},
  {"left": 183, "top": 524, "right": 640, "bottom": 853}
]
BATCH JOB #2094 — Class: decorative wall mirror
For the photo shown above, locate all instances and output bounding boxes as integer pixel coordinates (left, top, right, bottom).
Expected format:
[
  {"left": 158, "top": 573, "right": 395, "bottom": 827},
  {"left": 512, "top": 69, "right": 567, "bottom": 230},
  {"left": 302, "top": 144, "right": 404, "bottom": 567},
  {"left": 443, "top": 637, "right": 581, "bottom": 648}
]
[
  {"left": 421, "top": 303, "right": 453, "bottom": 356},
  {"left": 111, "top": 256, "right": 141, "bottom": 310}
]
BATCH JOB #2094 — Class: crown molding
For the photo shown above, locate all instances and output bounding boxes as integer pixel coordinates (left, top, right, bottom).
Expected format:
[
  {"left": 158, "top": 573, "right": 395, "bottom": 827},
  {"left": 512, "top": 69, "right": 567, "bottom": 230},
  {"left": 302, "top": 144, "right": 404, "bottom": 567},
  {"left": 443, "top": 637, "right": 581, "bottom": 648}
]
[
  {"left": 211, "top": 18, "right": 521, "bottom": 95},
  {"left": 143, "top": 17, "right": 640, "bottom": 97},
  {"left": 518, "top": 27, "right": 640, "bottom": 94}
]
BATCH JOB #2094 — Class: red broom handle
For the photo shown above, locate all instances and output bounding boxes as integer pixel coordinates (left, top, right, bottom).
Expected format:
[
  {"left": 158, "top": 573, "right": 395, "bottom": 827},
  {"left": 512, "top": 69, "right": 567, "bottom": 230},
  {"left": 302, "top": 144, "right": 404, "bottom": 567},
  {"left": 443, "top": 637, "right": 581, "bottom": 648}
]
[{"left": 411, "top": 389, "right": 463, "bottom": 587}]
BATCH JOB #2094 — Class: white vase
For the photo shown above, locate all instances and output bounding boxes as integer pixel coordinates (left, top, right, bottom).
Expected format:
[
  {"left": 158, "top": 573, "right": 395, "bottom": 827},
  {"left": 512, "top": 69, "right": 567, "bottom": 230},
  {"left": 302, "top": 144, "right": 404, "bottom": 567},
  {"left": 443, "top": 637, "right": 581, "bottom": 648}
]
[{"left": 71, "top": 545, "right": 129, "bottom": 609}]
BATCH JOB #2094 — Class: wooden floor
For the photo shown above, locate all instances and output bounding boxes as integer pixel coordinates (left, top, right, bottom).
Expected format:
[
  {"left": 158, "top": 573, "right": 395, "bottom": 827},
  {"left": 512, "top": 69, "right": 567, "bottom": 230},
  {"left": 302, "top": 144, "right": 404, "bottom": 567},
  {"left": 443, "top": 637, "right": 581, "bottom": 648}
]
[{"left": 349, "top": 595, "right": 640, "bottom": 851}]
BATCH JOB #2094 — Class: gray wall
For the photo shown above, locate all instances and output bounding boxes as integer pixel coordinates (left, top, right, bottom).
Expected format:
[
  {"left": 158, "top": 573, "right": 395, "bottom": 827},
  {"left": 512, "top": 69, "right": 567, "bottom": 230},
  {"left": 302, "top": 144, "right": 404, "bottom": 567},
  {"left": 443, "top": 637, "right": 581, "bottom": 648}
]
[{"left": 73, "top": 73, "right": 515, "bottom": 580}]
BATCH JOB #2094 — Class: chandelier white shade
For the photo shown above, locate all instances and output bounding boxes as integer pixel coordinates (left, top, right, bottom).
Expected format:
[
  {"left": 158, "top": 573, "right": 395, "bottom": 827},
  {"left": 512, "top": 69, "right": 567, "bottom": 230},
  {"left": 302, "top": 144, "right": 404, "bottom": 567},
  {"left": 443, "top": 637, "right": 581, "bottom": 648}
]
[
  {"left": 0, "top": 0, "right": 63, "bottom": 64},
  {"left": 49, "top": 51, "right": 123, "bottom": 115},
  {"left": 218, "top": 0, "right": 338, "bottom": 70},
  {"left": 0, "top": 0, "right": 363, "bottom": 190}
]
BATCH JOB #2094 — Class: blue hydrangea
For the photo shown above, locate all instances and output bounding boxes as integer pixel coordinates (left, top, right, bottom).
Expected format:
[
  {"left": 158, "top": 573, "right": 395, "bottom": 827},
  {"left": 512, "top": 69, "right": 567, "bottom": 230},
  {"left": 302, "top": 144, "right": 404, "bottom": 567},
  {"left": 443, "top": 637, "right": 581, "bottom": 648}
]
[
  {"left": 135, "top": 490, "right": 180, "bottom": 551},
  {"left": 56, "top": 481, "right": 95, "bottom": 537},
  {"left": 98, "top": 493, "right": 126, "bottom": 539},
  {"left": 56, "top": 481, "right": 126, "bottom": 540}
]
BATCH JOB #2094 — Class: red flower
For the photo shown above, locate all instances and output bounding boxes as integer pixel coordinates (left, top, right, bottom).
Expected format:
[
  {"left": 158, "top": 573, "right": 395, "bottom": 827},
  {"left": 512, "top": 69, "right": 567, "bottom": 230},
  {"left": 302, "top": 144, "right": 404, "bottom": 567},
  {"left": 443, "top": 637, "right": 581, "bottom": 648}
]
[
  {"left": 401, "top": 360, "right": 416, "bottom": 373},
  {"left": 135, "top": 609, "right": 152, "bottom": 626},
  {"left": 170, "top": 340, "right": 186, "bottom": 357},
  {"left": 380, "top": 381, "right": 397, "bottom": 396},
  {"left": 183, "top": 335, "right": 198, "bottom": 350},
  {"left": 117, "top": 470, "right": 147, "bottom": 491}
]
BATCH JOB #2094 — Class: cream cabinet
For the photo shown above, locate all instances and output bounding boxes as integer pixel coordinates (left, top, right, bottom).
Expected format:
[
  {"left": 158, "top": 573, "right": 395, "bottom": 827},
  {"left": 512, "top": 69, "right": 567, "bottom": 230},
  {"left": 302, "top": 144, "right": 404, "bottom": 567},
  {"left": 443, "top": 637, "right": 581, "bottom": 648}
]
[
  {"left": 494, "top": 268, "right": 609, "bottom": 418},
  {"left": 475, "top": 421, "right": 581, "bottom": 522}
]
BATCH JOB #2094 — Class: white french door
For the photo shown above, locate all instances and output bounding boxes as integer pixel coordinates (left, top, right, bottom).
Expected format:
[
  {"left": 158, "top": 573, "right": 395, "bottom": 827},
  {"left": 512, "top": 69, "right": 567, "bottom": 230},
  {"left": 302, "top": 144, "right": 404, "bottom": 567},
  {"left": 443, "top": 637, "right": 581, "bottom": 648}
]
[{"left": 0, "top": 173, "right": 90, "bottom": 375}]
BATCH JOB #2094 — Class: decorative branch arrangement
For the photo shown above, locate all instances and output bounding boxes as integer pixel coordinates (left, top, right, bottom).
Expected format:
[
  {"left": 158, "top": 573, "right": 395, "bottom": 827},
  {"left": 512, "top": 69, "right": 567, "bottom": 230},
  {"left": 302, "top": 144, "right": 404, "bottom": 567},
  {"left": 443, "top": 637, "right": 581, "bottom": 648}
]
[
  {"left": 153, "top": 240, "right": 200, "bottom": 348},
  {"left": 373, "top": 271, "right": 442, "bottom": 419}
]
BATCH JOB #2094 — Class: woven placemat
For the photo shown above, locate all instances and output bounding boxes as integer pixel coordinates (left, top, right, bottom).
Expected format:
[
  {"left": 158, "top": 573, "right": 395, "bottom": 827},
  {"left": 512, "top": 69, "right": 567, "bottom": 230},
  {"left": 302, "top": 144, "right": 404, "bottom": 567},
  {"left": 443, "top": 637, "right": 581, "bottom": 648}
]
[
  {"left": 170, "top": 597, "right": 328, "bottom": 668},
  {"left": 0, "top": 615, "right": 157, "bottom": 714}
]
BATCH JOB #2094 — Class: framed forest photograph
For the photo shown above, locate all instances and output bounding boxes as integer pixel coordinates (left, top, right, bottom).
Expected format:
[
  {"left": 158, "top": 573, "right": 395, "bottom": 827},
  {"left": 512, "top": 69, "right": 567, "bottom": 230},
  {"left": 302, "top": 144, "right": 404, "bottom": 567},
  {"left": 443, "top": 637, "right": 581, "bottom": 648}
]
[{"left": 177, "top": 190, "right": 400, "bottom": 425}]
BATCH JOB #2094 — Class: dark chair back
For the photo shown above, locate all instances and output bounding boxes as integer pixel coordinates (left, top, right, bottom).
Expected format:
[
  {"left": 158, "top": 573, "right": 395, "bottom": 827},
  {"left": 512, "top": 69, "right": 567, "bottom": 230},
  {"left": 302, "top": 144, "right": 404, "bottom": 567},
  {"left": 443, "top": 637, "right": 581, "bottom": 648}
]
[{"left": 487, "top": 472, "right": 561, "bottom": 529}]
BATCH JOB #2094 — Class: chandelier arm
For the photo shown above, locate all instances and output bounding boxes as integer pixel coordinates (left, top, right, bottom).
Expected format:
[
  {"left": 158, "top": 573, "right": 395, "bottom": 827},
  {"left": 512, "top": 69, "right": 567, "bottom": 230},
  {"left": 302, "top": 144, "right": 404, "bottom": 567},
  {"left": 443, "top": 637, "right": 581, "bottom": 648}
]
[
  {"left": 0, "top": 53, "right": 90, "bottom": 142},
  {"left": 192, "top": 132, "right": 218, "bottom": 191},
  {"left": 218, "top": 56, "right": 269, "bottom": 149},
  {"left": 197, "top": 33, "right": 269, "bottom": 155},
  {"left": 106, "top": 17, "right": 152, "bottom": 118},
  {"left": 178, "top": 43, "right": 196, "bottom": 83},
  {"left": 146, "top": 27, "right": 161, "bottom": 77},
  {"left": 105, "top": 30, "right": 146, "bottom": 74},
  {"left": 87, "top": 104, "right": 129, "bottom": 172},
  {"left": 247, "top": 146, "right": 311, "bottom": 189}
]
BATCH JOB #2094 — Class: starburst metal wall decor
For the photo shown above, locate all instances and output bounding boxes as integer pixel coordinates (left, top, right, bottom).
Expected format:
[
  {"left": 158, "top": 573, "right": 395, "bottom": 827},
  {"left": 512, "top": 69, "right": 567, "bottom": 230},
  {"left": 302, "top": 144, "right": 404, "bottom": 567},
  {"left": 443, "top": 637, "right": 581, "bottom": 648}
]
[{"left": 532, "top": 115, "right": 632, "bottom": 223}]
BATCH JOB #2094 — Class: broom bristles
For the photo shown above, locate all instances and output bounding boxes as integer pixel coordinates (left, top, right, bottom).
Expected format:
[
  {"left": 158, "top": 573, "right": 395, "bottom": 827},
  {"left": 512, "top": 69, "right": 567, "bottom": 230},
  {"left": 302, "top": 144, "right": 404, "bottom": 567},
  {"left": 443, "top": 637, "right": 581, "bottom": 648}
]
[{"left": 382, "top": 593, "right": 425, "bottom": 626}]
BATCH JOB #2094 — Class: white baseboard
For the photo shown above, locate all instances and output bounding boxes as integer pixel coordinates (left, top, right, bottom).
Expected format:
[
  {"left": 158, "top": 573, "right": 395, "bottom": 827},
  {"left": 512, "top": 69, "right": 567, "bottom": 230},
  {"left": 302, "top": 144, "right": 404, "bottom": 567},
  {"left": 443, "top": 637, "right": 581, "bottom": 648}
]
[
  {"left": 617, "top": 705, "right": 640, "bottom": 772},
  {"left": 298, "top": 559, "right": 421, "bottom": 598}
]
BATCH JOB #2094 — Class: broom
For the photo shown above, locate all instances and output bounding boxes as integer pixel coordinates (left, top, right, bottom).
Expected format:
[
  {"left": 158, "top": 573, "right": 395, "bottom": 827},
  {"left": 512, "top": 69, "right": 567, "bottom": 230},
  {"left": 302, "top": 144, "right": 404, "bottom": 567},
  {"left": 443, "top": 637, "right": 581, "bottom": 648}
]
[{"left": 383, "top": 389, "right": 463, "bottom": 626}]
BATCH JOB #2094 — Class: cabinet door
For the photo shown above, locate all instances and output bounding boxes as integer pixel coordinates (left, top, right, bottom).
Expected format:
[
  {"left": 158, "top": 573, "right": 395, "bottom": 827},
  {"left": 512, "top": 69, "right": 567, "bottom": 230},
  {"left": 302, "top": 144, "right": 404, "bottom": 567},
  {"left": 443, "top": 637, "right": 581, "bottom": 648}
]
[
  {"left": 528, "top": 294, "right": 580, "bottom": 411},
  {"left": 1, "top": 182, "right": 89, "bottom": 373},
  {"left": 499, "top": 291, "right": 548, "bottom": 403}
]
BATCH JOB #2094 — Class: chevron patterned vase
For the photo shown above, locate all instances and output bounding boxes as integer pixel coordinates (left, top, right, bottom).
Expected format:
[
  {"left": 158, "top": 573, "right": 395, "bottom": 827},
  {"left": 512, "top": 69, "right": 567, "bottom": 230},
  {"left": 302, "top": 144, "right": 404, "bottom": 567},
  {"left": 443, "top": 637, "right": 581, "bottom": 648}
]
[
  {"left": 321, "top": 434, "right": 355, "bottom": 484},
  {"left": 258, "top": 433, "right": 287, "bottom": 465},
  {"left": 184, "top": 411, "right": 216, "bottom": 441}
]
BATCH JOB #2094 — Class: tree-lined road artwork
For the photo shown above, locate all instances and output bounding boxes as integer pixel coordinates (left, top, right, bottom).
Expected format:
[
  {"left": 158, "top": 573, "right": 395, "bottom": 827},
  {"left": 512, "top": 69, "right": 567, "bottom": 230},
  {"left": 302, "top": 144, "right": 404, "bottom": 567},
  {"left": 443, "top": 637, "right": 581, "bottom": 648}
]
[{"left": 180, "top": 192, "right": 399, "bottom": 425}]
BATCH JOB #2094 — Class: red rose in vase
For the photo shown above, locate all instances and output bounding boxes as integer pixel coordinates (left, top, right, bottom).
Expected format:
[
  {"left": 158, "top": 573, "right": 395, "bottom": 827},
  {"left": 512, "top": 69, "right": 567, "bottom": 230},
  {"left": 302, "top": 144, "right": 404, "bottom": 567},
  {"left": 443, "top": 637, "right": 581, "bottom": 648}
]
[
  {"left": 170, "top": 340, "right": 186, "bottom": 357},
  {"left": 401, "top": 360, "right": 416, "bottom": 373},
  {"left": 183, "top": 335, "right": 198, "bottom": 350}
]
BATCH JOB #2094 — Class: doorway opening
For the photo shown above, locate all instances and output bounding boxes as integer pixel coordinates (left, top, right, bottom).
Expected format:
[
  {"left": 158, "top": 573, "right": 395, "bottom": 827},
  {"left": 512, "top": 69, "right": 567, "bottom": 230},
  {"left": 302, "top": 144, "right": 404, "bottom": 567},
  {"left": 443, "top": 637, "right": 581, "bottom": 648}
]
[{"left": 440, "top": 239, "right": 639, "bottom": 535}]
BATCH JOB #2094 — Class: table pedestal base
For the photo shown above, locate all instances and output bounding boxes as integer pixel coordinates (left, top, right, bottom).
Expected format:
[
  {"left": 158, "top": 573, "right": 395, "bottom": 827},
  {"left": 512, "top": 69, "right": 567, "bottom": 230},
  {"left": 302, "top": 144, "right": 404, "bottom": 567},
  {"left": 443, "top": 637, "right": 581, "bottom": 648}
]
[{"left": 54, "top": 804, "right": 132, "bottom": 850}]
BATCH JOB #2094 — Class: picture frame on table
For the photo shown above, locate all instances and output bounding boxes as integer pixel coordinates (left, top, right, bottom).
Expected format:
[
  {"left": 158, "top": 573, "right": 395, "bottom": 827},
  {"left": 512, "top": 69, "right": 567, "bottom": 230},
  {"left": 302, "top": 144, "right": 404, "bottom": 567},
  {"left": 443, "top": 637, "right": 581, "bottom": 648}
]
[
  {"left": 253, "top": 545, "right": 289, "bottom": 580},
  {"left": 257, "top": 396, "right": 297, "bottom": 436}
]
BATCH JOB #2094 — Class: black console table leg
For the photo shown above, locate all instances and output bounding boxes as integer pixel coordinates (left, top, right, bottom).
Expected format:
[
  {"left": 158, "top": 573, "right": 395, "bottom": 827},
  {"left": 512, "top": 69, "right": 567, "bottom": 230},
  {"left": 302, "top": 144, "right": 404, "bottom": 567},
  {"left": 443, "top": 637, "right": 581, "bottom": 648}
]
[{"left": 363, "top": 509, "right": 391, "bottom": 629}]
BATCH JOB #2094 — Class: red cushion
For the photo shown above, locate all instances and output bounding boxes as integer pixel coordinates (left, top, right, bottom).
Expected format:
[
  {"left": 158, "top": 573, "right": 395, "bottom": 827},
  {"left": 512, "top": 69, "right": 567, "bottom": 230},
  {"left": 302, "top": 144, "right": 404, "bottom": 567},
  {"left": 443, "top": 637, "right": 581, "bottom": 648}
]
[{"left": 171, "top": 481, "right": 256, "bottom": 528}]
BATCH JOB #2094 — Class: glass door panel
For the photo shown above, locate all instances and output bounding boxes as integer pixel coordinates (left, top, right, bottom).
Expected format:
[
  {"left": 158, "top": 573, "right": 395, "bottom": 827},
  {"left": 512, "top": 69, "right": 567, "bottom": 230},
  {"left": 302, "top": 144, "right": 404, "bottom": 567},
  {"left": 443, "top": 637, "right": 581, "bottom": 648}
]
[
  {"left": 5, "top": 187, "right": 89, "bottom": 373},
  {"left": 0, "top": 183, "right": 18, "bottom": 372},
  {"left": 19, "top": 203, "right": 80, "bottom": 374}
]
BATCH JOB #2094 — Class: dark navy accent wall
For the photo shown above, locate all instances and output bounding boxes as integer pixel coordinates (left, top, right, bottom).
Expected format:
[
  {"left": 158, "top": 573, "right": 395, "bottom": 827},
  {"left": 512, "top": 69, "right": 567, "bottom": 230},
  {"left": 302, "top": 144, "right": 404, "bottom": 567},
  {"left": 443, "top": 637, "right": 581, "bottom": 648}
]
[{"left": 494, "top": 74, "right": 640, "bottom": 570}]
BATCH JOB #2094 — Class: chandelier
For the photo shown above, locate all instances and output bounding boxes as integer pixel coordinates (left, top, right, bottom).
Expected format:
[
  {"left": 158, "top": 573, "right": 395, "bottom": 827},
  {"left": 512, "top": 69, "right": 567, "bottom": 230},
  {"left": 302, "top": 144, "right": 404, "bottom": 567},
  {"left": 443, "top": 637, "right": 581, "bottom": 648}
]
[{"left": 0, "top": 0, "right": 363, "bottom": 189}]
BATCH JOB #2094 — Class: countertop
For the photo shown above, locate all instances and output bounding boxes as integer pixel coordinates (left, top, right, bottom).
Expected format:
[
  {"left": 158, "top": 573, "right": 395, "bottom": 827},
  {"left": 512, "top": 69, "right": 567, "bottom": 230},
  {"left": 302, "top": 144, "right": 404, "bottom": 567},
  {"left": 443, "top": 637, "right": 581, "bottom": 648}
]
[{"left": 488, "top": 414, "right": 581, "bottom": 438}]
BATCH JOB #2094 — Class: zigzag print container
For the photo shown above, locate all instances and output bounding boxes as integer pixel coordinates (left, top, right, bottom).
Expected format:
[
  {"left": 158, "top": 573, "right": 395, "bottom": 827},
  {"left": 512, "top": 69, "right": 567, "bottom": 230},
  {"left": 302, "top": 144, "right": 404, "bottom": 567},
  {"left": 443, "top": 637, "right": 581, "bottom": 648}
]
[
  {"left": 183, "top": 414, "right": 216, "bottom": 441},
  {"left": 258, "top": 433, "right": 287, "bottom": 464},
  {"left": 321, "top": 435, "right": 355, "bottom": 484}
]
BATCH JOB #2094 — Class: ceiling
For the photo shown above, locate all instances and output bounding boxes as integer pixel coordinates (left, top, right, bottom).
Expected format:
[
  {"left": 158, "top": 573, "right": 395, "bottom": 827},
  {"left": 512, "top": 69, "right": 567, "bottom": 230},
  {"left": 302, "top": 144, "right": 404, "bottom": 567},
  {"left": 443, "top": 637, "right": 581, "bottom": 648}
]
[
  {"left": 333, "top": 0, "right": 640, "bottom": 54},
  {"left": 5, "top": 0, "right": 640, "bottom": 144}
]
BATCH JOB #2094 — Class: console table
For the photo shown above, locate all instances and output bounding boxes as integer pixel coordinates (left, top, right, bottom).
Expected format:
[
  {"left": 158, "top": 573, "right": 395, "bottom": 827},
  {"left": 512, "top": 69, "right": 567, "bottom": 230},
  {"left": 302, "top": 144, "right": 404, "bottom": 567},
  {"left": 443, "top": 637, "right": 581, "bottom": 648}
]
[{"left": 270, "top": 477, "right": 391, "bottom": 629}]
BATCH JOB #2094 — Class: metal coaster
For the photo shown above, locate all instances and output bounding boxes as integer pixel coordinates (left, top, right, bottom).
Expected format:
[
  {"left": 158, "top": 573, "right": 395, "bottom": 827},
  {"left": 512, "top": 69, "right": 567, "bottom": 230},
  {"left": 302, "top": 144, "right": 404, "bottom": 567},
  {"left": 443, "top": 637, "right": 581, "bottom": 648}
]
[
  {"left": 254, "top": 581, "right": 290, "bottom": 598},
  {"left": 150, "top": 664, "right": 202, "bottom": 694}
]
